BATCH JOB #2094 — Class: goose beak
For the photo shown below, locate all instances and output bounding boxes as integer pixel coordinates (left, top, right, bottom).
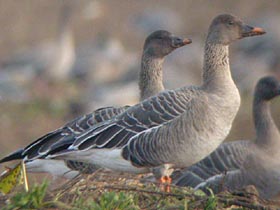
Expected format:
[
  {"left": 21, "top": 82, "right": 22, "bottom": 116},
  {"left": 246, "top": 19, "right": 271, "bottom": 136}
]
[
  {"left": 183, "top": 38, "right": 192, "bottom": 45},
  {"left": 241, "top": 24, "right": 266, "bottom": 38},
  {"left": 171, "top": 37, "right": 192, "bottom": 48}
]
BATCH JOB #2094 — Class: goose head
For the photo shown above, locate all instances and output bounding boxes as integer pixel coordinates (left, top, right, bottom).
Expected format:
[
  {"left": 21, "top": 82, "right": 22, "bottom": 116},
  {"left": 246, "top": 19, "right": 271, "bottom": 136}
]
[
  {"left": 207, "top": 14, "right": 265, "bottom": 45},
  {"left": 143, "top": 30, "right": 192, "bottom": 58},
  {"left": 255, "top": 76, "right": 280, "bottom": 101}
]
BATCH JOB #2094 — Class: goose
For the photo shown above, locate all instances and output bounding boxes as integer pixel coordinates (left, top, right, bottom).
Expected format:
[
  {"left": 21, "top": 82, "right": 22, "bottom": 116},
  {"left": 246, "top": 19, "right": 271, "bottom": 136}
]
[
  {"left": 174, "top": 76, "right": 280, "bottom": 199},
  {"left": 39, "top": 14, "right": 265, "bottom": 191},
  {"left": 0, "top": 30, "right": 191, "bottom": 178}
]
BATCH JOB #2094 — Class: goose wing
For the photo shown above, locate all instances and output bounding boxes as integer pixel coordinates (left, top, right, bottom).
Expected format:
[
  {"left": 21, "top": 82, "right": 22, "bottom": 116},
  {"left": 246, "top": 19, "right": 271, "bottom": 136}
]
[
  {"left": 194, "top": 168, "right": 243, "bottom": 195},
  {"left": 174, "top": 140, "right": 251, "bottom": 188},
  {"left": 47, "top": 87, "right": 196, "bottom": 161},
  {"left": 0, "top": 106, "right": 129, "bottom": 162},
  {"left": 67, "top": 89, "right": 191, "bottom": 151}
]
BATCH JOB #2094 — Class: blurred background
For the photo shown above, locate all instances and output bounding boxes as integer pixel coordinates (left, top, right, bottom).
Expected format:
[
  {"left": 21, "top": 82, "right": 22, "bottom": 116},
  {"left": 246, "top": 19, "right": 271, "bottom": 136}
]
[{"left": 0, "top": 0, "right": 280, "bottom": 166}]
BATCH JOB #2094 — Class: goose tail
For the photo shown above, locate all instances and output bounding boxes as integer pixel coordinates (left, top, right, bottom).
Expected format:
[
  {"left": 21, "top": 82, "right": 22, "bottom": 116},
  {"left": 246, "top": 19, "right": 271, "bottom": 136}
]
[{"left": 0, "top": 148, "right": 24, "bottom": 163}]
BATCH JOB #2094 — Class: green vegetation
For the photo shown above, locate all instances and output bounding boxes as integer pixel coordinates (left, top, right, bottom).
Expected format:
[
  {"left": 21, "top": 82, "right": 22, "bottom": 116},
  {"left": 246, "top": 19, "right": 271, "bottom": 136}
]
[
  {"left": 73, "top": 192, "right": 138, "bottom": 210},
  {"left": 3, "top": 181, "right": 51, "bottom": 210},
  {"left": 204, "top": 189, "right": 217, "bottom": 210}
]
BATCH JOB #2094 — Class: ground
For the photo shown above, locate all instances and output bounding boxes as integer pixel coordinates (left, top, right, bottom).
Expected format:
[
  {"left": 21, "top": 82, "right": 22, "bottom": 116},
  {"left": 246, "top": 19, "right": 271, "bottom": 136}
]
[{"left": 0, "top": 170, "right": 279, "bottom": 210}]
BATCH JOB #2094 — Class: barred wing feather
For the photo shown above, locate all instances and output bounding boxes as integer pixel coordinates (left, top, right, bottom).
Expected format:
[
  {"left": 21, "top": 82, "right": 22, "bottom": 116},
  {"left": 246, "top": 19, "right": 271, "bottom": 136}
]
[
  {"left": 174, "top": 140, "right": 251, "bottom": 188},
  {"left": 67, "top": 89, "right": 194, "bottom": 153}
]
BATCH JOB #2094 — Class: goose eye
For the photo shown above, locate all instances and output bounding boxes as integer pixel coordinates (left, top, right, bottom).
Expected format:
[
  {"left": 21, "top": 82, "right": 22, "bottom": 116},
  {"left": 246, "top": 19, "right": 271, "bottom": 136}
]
[{"left": 228, "top": 21, "right": 234, "bottom": 26}]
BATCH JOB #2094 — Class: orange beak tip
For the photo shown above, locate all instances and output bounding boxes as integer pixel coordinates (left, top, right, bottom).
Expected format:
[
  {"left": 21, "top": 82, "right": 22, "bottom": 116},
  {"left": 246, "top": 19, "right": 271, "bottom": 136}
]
[
  {"left": 183, "top": 38, "right": 192, "bottom": 45},
  {"left": 252, "top": 27, "right": 266, "bottom": 35}
]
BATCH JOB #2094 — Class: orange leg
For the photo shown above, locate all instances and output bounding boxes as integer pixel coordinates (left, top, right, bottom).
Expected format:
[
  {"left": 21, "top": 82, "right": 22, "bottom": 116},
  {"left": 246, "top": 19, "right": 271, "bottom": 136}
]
[{"left": 158, "top": 176, "right": 172, "bottom": 192}]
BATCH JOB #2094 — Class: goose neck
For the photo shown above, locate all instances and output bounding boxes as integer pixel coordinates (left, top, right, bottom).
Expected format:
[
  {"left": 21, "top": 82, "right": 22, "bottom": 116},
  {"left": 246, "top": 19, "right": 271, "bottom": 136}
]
[
  {"left": 253, "top": 97, "right": 280, "bottom": 147},
  {"left": 139, "top": 53, "right": 164, "bottom": 100},
  {"left": 202, "top": 43, "right": 233, "bottom": 91}
]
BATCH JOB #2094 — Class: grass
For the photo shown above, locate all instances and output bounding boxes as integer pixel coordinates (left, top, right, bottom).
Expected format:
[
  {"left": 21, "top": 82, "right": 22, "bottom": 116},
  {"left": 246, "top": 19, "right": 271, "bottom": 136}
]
[
  {"left": 204, "top": 189, "right": 218, "bottom": 210},
  {"left": 3, "top": 181, "right": 51, "bottom": 210},
  {"left": 0, "top": 171, "right": 278, "bottom": 210},
  {"left": 73, "top": 192, "right": 138, "bottom": 210}
]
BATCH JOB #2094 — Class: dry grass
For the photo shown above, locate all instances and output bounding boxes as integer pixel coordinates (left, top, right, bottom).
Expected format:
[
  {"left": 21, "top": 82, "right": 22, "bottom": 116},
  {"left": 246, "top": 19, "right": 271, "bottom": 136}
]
[{"left": 1, "top": 170, "right": 279, "bottom": 209}]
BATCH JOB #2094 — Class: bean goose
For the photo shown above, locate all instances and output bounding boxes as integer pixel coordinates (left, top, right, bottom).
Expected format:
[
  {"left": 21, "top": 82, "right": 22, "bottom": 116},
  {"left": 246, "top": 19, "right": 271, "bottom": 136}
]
[
  {"left": 0, "top": 30, "right": 191, "bottom": 178},
  {"left": 40, "top": 14, "right": 264, "bottom": 191},
  {"left": 175, "top": 76, "right": 280, "bottom": 199}
]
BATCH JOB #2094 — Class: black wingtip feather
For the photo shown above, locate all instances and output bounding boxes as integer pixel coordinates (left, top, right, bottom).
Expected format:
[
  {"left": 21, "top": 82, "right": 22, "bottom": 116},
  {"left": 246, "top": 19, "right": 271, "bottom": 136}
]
[{"left": 0, "top": 148, "right": 25, "bottom": 163}]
